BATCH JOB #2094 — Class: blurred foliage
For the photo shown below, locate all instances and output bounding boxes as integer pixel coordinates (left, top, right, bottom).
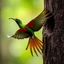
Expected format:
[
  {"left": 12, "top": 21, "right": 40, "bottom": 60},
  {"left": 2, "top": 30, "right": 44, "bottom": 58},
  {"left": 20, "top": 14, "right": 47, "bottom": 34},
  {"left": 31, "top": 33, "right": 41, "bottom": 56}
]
[{"left": 1, "top": 0, "right": 44, "bottom": 64}]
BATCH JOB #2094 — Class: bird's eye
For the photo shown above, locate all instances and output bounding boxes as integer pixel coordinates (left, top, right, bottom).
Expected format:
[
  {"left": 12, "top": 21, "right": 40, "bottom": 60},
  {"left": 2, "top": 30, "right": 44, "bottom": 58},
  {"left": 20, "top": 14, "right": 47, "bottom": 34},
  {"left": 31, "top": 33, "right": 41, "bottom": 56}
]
[{"left": 15, "top": 18, "right": 18, "bottom": 20}]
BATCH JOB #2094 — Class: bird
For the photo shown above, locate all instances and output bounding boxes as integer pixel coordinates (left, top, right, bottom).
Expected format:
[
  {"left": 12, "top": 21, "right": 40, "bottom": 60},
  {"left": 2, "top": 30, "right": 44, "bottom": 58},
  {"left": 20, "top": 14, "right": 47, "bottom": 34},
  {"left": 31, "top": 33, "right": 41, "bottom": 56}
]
[{"left": 8, "top": 10, "right": 52, "bottom": 56}]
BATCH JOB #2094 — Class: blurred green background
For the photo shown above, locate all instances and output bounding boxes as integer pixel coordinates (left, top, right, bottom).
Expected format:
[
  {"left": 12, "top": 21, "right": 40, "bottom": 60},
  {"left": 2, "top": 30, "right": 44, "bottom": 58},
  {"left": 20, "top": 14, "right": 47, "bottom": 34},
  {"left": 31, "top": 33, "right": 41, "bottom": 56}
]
[{"left": 0, "top": 0, "right": 44, "bottom": 64}]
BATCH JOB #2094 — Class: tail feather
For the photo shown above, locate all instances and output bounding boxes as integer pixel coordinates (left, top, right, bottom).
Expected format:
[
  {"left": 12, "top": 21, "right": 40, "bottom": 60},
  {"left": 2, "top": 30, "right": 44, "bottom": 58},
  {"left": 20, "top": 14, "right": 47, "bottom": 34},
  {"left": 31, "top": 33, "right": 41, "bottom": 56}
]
[
  {"left": 34, "top": 37, "right": 42, "bottom": 54},
  {"left": 35, "top": 37, "right": 43, "bottom": 50},
  {"left": 32, "top": 41, "right": 38, "bottom": 56},
  {"left": 26, "top": 36, "right": 43, "bottom": 56},
  {"left": 34, "top": 39, "right": 42, "bottom": 55},
  {"left": 30, "top": 39, "right": 33, "bottom": 56},
  {"left": 26, "top": 38, "right": 30, "bottom": 50},
  {"left": 35, "top": 37, "right": 43, "bottom": 47},
  {"left": 26, "top": 38, "right": 33, "bottom": 56}
]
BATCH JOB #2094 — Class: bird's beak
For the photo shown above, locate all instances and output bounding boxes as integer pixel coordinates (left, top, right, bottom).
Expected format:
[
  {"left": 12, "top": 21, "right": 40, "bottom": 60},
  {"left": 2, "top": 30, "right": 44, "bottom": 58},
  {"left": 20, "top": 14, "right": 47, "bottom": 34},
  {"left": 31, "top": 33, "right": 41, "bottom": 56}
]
[{"left": 9, "top": 18, "right": 15, "bottom": 21}]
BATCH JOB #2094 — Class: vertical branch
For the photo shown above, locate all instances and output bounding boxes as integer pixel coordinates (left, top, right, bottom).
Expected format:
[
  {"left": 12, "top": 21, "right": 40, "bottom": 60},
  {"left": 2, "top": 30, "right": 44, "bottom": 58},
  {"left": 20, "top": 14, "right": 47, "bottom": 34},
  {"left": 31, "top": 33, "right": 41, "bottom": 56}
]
[{"left": 43, "top": 0, "right": 64, "bottom": 64}]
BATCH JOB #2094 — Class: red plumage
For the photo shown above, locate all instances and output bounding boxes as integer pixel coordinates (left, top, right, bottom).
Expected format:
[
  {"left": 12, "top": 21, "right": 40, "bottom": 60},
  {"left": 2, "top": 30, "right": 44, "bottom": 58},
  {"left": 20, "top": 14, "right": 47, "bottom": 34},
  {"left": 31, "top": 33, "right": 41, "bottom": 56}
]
[
  {"left": 26, "top": 21, "right": 34, "bottom": 28},
  {"left": 17, "top": 21, "right": 34, "bottom": 33},
  {"left": 18, "top": 28, "right": 27, "bottom": 32}
]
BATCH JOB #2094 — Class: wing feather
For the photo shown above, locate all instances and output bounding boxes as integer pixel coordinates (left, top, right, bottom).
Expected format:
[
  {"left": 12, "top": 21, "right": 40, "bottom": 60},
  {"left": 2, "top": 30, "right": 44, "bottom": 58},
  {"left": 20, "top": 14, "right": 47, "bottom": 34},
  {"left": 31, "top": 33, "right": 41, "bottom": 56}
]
[
  {"left": 26, "top": 10, "right": 53, "bottom": 31},
  {"left": 11, "top": 30, "right": 29, "bottom": 39}
]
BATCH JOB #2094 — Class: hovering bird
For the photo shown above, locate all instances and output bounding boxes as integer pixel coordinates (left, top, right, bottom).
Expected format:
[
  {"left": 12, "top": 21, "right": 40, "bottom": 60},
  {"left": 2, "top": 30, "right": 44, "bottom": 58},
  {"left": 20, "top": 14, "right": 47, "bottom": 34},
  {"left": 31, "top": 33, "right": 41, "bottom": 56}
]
[{"left": 8, "top": 10, "right": 52, "bottom": 56}]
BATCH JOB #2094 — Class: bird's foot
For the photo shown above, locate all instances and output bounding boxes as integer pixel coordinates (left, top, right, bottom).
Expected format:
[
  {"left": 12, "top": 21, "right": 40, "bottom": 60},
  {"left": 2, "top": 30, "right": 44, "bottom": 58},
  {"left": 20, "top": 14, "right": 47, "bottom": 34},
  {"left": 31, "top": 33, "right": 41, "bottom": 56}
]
[{"left": 32, "top": 35, "right": 34, "bottom": 39}]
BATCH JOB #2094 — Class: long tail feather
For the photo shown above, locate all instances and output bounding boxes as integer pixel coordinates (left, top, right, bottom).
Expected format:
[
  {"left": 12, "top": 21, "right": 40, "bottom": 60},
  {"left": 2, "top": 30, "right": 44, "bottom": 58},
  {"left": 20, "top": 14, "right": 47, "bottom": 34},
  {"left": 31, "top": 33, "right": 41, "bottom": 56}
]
[
  {"left": 30, "top": 40, "right": 33, "bottom": 56},
  {"left": 27, "top": 38, "right": 33, "bottom": 56},
  {"left": 34, "top": 37, "right": 43, "bottom": 51},
  {"left": 26, "top": 36, "right": 43, "bottom": 56},
  {"left": 26, "top": 38, "right": 30, "bottom": 50},
  {"left": 34, "top": 39, "right": 42, "bottom": 55},
  {"left": 35, "top": 38, "right": 43, "bottom": 49},
  {"left": 32, "top": 41, "right": 38, "bottom": 56}
]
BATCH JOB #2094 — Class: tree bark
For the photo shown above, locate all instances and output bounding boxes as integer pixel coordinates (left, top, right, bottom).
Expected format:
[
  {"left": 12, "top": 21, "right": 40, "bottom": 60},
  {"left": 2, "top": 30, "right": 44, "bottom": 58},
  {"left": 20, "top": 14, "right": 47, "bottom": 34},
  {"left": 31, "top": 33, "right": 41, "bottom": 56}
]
[{"left": 43, "top": 0, "right": 64, "bottom": 64}]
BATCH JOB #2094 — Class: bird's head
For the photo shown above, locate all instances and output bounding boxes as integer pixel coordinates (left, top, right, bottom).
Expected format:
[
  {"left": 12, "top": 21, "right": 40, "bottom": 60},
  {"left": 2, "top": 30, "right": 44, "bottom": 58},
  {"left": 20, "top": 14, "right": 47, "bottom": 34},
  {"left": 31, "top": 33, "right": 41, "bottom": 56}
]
[
  {"left": 9, "top": 18, "right": 22, "bottom": 24},
  {"left": 9, "top": 18, "right": 25, "bottom": 28}
]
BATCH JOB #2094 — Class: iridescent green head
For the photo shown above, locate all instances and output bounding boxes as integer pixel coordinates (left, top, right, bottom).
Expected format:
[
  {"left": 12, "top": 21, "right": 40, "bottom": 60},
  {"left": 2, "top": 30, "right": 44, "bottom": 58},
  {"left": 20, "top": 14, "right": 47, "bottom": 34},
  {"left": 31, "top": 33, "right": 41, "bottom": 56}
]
[
  {"left": 9, "top": 18, "right": 24, "bottom": 28},
  {"left": 9, "top": 18, "right": 22, "bottom": 24}
]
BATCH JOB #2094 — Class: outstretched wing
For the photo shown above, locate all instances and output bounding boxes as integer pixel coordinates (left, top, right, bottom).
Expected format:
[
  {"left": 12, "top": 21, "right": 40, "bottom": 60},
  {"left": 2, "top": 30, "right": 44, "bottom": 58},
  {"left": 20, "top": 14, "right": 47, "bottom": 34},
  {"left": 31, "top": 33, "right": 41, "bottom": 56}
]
[
  {"left": 11, "top": 29, "right": 29, "bottom": 39},
  {"left": 26, "top": 10, "right": 52, "bottom": 31}
]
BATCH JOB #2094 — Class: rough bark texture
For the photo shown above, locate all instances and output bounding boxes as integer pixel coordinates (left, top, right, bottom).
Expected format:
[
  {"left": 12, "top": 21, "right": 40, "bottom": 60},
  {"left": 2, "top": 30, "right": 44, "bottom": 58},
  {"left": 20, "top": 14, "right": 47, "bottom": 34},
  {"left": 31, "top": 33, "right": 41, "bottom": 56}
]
[{"left": 43, "top": 0, "right": 64, "bottom": 64}]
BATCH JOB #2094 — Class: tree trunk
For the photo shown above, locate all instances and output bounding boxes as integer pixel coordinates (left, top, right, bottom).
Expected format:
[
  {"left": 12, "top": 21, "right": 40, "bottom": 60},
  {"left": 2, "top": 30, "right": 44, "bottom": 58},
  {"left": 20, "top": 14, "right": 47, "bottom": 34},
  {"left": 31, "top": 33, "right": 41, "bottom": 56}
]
[{"left": 43, "top": 0, "right": 64, "bottom": 64}]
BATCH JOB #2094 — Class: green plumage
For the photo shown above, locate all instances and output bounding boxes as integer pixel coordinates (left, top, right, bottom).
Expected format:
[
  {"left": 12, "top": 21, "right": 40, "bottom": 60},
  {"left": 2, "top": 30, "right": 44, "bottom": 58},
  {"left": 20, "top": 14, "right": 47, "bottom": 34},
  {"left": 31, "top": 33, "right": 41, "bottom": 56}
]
[
  {"left": 8, "top": 10, "right": 52, "bottom": 56},
  {"left": 9, "top": 10, "right": 52, "bottom": 39},
  {"left": 29, "top": 10, "right": 52, "bottom": 31},
  {"left": 12, "top": 32, "right": 29, "bottom": 39}
]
